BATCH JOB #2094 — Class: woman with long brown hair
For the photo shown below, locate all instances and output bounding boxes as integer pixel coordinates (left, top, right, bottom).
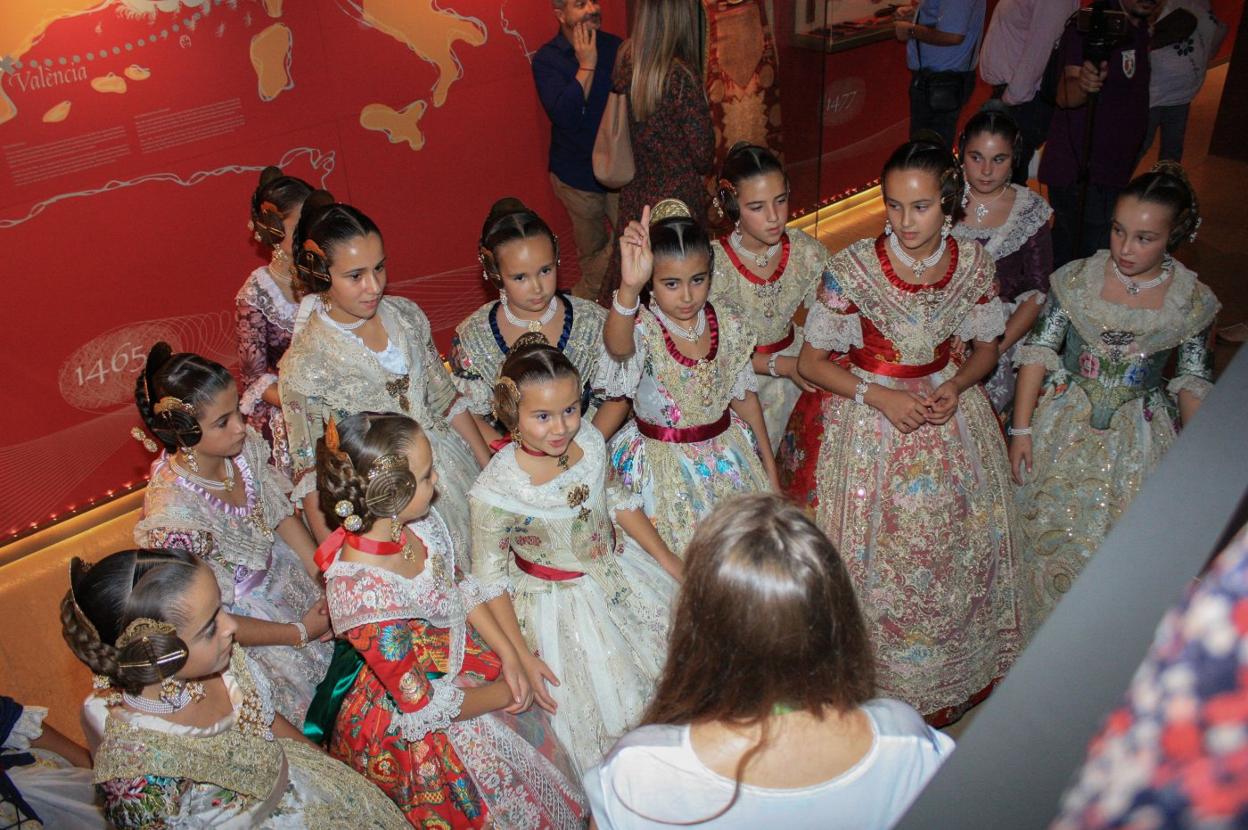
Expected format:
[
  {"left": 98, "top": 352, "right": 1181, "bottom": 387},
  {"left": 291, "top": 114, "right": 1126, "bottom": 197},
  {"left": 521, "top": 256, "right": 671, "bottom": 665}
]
[
  {"left": 584, "top": 494, "right": 953, "bottom": 829},
  {"left": 598, "top": 0, "right": 714, "bottom": 303}
]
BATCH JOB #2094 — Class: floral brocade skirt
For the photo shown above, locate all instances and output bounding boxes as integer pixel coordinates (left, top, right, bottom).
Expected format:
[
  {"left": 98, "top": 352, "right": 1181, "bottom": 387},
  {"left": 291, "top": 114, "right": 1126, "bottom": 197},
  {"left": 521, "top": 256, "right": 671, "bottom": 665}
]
[
  {"left": 781, "top": 364, "right": 1029, "bottom": 721},
  {"left": 1015, "top": 375, "right": 1178, "bottom": 629}
]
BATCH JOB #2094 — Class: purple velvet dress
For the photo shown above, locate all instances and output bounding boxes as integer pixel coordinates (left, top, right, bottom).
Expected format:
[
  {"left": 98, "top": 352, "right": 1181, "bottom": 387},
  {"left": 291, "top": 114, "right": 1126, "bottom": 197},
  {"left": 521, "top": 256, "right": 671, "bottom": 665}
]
[
  {"left": 952, "top": 185, "right": 1054, "bottom": 412},
  {"left": 235, "top": 265, "right": 297, "bottom": 475}
]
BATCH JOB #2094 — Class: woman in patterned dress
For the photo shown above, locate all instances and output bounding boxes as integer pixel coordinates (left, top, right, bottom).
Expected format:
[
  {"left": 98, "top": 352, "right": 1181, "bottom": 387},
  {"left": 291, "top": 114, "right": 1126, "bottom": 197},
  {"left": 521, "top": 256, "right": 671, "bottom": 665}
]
[
  {"left": 315, "top": 412, "right": 587, "bottom": 828},
  {"left": 709, "top": 143, "right": 828, "bottom": 449},
  {"left": 598, "top": 0, "right": 714, "bottom": 304},
  {"left": 604, "top": 200, "right": 777, "bottom": 558},
  {"left": 450, "top": 198, "right": 628, "bottom": 444},
  {"left": 235, "top": 166, "right": 311, "bottom": 476},
  {"left": 133, "top": 344, "right": 332, "bottom": 728},
  {"left": 951, "top": 106, "right": 1055, "bottom": 414},
  {"left": 470, "top": 339, "right": 679, "bottom": 776},
  {"left": 783, "top": 140, "right": 1027, "bottom": 726},
  {"left": 1010, "top": 164, "right": 1219, "bottom": 626},
  {"left": 64, "top": 549, "right": 408, "bottom": 829},
  {"left": 278, "top": 195, "right": 491, "bottom": 550}
]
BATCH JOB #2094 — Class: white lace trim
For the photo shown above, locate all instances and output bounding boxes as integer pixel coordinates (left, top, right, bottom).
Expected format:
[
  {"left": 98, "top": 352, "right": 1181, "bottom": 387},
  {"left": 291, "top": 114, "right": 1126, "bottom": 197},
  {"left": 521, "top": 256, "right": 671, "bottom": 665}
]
[
  {"left": 729, "top": 360, "right": 757, "bottom": 400},
  {"left": 1014, "top": 344, "right": 1063, "bottom": 372},
  {"left": 608, "top": 489, "right": 644, "bottom": 521},
  {"left": 457, "top": 574, "right": 507, "bottom": 612},
  {"left": 951, "top": 185, "right": 1053, "bottom": 260},
  {"left": 1168, "top": 374, "right": 1214, "bottom": 400},
  {"left": 956, "top": 297, "right": 1008, "bottom": 342},
  {"left": 392, "top": 679, "right": 465, "bottom": 742},
  {"left": 598, "top": 330, "right": 644, "bottom": 399},
  {"left": 804, "top": 303, "right": 865, "bottom": 353},
  {"left": 1015, "top": 289, "right": 1047, "bottom": 307},
  {"left": 470, "top": 424, "right": 612, "bottom": 515},
  {"left": 239, "top": 372, "right": 278, "bottom": 417},
  {"left": 236, "top": 267, "right": 298, "bottom": 332}
]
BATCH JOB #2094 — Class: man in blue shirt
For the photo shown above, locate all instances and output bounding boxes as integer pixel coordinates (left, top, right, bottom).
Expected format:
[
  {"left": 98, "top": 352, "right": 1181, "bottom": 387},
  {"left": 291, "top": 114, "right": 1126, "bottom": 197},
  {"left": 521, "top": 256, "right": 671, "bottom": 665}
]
[
  {"left": 532, "top": 0, "right": 622, "bottom": 301},
  {"left": 895, "top": 0, "right": 987, "bottom": 147}
]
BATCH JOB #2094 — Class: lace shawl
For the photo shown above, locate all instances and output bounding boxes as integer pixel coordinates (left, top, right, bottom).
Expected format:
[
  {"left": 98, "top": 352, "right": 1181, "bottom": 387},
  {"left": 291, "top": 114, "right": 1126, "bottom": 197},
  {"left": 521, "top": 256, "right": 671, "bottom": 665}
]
[
  {"left": 951, "top": 186, "right": 1053, "bottom": 260},
  {"left": 133, "top": 431, "right": 292, "bottom": 602}
]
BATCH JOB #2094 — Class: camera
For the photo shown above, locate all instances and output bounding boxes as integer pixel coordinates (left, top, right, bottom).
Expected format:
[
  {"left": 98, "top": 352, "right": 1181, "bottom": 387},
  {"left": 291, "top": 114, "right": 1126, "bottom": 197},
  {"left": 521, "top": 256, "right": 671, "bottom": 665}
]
[{"left": 1076, "top": 1, "right": 1131, "bottom": 65}]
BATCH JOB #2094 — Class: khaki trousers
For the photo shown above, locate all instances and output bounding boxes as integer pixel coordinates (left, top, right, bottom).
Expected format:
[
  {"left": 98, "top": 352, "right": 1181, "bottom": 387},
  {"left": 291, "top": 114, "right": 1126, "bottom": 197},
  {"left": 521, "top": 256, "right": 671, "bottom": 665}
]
[{"left": 549, "top": 172, "right": 618, "bottom": 301}]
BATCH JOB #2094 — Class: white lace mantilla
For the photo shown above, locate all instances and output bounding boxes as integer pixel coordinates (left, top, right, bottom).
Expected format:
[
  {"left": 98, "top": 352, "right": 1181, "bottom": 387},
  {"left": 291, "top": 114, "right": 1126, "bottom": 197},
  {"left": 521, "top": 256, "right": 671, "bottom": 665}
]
[
  {"left": 951, "top": 185, "right": 1053, "bottom": 260},
  {"left": 236, "top": 267, "right": 298, "bottom": 332}
]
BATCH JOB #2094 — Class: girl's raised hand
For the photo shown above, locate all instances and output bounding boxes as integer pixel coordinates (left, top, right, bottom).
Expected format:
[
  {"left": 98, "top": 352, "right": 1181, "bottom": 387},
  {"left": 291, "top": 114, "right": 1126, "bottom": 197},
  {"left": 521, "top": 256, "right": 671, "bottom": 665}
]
[{"left": 618, "top": 205, "right": 653, "bottom": 293}]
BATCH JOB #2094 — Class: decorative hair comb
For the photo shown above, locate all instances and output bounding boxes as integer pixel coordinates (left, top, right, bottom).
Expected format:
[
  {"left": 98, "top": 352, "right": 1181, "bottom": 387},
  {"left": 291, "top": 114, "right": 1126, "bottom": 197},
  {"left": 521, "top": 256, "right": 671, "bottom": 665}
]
[
  {"left": 130, "top": 426, "right": 158, "bottom": 453},
  {"left": 717, "top": 177, "right": 737, "bottom": 195},
  {"left": 650, "top": 198, "right": 692, "bottom": 224},
  {"left": 153, "top": 396, "right": 195, "bottom": 417},
  {"left": 366, "top": 454, "right": 409, "bottom": 482}
]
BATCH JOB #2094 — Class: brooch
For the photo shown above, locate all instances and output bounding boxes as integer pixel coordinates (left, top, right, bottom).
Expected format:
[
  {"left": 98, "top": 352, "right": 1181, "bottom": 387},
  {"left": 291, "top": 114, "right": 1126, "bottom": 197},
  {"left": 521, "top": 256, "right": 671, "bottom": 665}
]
[{"left": 566, "top": 483, "right": 591, "bottom": 522}]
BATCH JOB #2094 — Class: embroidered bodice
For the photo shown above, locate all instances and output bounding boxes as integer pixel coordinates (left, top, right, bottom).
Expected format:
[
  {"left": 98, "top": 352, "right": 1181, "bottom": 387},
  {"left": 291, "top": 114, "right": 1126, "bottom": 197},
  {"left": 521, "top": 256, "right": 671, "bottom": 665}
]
[
  {"left": 951, "top": 185, "right": 1054, "bottom": 302},
  {"left": 1016, "top": 251, "right": 1219, "bottom": 429},
  {"left": 449, "top": 294, "right": 610, "bottom": 416},
  {"left": 600, "top": 301, "right": 757, "bottom": 427},
  {"left": 134, "top": 430, "right": 292, "bottom": 604},
  {"left": 804, "top": 237, "right": 1006, "bottom": 367},
  {"left": 708, "top": 228, "right": 828, "bottom": 346}
]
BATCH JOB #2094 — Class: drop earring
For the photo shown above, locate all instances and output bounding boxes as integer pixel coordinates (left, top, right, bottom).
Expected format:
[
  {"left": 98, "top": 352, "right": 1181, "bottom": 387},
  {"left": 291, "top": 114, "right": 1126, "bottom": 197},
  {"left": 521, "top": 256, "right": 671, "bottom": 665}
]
[
  {"left": 884, "top": 219, "right": 893, "bottom": 236},
  {"left": 961, "top": 181, "right": 970, "bottom": 210},
  {"left": 941, "top": 216, "right": 953, "bottom": 239},
  {"left": 183, "top": 447, "right": 199, "bottom": 473}
]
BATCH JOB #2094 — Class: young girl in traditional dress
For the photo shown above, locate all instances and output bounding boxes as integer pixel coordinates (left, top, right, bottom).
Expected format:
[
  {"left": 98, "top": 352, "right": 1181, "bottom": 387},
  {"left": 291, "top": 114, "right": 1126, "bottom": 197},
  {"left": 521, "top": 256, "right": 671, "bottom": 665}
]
[
  {"left": 133, "top": 343, "right": 332, "bottom": 728},
  {"left": 314, "top": 412, "right": 587, "bottom": 827},
  {"left": 586, "top": 494, "right": 953, "bottom": 829},
  {"left": 470, "top": 337, "right": 680, "bottom": 775},
  {"left": 279, "top": 195, "right": 490, "bottom": 548},
  {"left": 63, "top": 548, "right": 407, "bottom": 828},
  {"left": 784, "top": 140, "right": 1026, "bottom": 726},
  {"left": 235, "top": 167, "right": 311, "bottom": 476},
  {"left": 1010, "top": 163, "right": 1219, "bottom": 625},
  {"left": 604, "top": 199, "right": 777, "bottom": 557},
  {"left": 450, "top": 198, "right": 628, "bottom": 443},
  {"left": 951, "top": 105, "right": 1055, "bottom": 413},
  {"left": 709, "top": 143, "right": 827, "bottom": 447}
]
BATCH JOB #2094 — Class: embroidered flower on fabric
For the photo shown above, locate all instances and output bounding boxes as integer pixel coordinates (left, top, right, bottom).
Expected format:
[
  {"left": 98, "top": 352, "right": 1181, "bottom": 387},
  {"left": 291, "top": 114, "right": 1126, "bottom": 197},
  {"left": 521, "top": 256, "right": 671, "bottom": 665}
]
[
  {"left": 379, "top": 625, "right": 413, "bottom": 661},
  {"left": 1123, "top": 363, "right": 1148, "bottom": 387},
  {"left": 1079, "top": 352, "right": 1101, "bottom": 379}
]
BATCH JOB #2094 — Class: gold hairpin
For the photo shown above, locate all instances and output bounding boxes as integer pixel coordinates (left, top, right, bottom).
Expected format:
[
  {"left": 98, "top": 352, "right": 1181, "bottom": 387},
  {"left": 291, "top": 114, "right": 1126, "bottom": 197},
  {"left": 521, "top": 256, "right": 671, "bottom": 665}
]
[
  {"left": 115, "top": 617, "right": 176, "bottom": 649},
  {"left": 153, "top": 396, "right": 195, "bottom": 417}
]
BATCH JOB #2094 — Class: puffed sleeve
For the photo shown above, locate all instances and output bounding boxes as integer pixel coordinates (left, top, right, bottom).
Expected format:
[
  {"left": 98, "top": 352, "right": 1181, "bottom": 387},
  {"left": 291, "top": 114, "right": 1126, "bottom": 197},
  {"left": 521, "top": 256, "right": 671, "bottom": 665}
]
[
  {"left": 804, "top": 270, "right": 864, "bottom": 353},
  {"left": 448, "top": 334, "right": 494, "bottom": 416},
  {"left": 597, "top": 321, "right": 647, "bottom": 400},
  {"left": 468, "top": 496, "right": 517, "bottom": 596},
  {"left": 97, "top": 775, "right": 190, "bottom": 830},
  {"left": 956, "top": 281, "right": 1009, "bottom": 343},
  {"left": 1014, "top": 293, "right": 1071, "bottom": 372},
  {"left": 1168, "top": 324, "right": 1215, "bottom": 400}
]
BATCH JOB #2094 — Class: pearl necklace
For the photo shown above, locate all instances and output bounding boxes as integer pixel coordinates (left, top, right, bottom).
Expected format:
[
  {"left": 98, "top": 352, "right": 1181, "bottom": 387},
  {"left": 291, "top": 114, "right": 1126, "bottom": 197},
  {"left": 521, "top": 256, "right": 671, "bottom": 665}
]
[
  {"left": 501, "top": 295, "right": 558, "bottom": 333},
  {"left": 1112, "top": 256, "right": 1172, "bottom": 296},
  {"left": 171, "top": 456, "right": 236, "bottom": 492},
  {"left": 968, "top": 184, "right": 1010, "bottom": 224},
  {"left": 651, "top": 304, "right": 706, "bottom": 342},
  {"left": 122, "top": 686, "right": 199, "bottom": 714},
  {"left": 888, "top": 232, "right": 946, "bottom": 281},
  {"left": 319, "top": 303, "right": 368, "bottom": 331},
  {"left": 729, "top": 229, "right": 781, "bottom": 268}
]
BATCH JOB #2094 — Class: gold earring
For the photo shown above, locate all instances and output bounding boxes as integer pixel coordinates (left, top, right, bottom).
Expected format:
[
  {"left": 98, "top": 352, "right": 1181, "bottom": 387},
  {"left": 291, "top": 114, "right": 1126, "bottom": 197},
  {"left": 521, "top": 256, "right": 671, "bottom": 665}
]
[{"left": 184, "top": 447, "right": 199, "bottom": 473}]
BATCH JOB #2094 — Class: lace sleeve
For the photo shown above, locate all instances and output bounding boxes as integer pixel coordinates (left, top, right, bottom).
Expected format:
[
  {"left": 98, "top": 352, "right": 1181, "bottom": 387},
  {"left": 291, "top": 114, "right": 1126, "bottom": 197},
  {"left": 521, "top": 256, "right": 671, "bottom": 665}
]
[
  {"left": 956, "top": 296, "right": 1009, "bottom": 342},
  {"left": 605, "top": 478, "right": 644, "bottom": 521},
  {"left": 456, "top": 574, "right": 508, "bottom": 612},
  {"left": 1168, "top": 324, "right": 1215, "bottom": 400},
  {"left": 98, "top": 775, "right": 189, "bottom": 830},
  {"left": 468, "top": 496, "right": 516, "bottom": 595},
  {"left": 448, "top": 335, "right": 494, "bottom": 416},
  {"left": 598, "top": 324, "right": 645, "bottom": 399},
  {"left": 344, "top": 621, "right": 463, "bottom": 740},
  {"left": 804, "top": 301, "right": 864, "bottom": 353}
]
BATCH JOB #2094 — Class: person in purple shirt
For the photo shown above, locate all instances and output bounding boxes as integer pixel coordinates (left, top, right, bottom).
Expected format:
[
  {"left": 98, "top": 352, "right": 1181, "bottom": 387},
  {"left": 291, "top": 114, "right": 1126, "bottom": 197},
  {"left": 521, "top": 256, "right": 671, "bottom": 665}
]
[
  {"left": 533, "top": 0, "right": 623, "bottom": 302},
  {"left": 1040, "top": 0, "right": 1157, "bottom": 267}
]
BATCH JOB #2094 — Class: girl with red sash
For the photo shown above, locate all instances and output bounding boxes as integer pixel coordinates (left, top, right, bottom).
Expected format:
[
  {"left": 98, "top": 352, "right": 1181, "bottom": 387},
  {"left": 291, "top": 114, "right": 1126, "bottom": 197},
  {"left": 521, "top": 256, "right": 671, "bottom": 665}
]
[
  {"left": 313, "top": 412, "right": 586, "bottom": 828},
  {"left": 781, "top": 139, "right": 1028, "bottom": 727},
  {"left": 468, "top": 337, "right": 680, "bottom": 776},
  {"left": 602, "top": 199, "right": 778, "bottom": 558},
  {"left": 709, "top": 143, "right": 830, "bottom": 450}
]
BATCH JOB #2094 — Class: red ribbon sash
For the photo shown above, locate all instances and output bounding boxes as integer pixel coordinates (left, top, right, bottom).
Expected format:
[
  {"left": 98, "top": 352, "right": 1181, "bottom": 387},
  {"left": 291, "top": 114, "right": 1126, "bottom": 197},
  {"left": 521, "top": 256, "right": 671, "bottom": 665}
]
[
  {"left": 635, "top": 410, "right": 731, "bottom": 443},
  {"left": 848, "top": 342, "right": 951, "bottom": 379},
  {"left": 755, "top": 326, "right": 795, "bottom": 355},
  {"left": 512, "top": 549, "right": 584, "bottom": 581}
]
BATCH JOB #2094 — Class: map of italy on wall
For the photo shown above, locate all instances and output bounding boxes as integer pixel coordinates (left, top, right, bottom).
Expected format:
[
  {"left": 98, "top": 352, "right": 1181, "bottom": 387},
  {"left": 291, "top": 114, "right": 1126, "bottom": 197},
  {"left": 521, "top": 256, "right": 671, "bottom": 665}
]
[{"left": 0, "top": 0, "right": 582, "bottom": 537}]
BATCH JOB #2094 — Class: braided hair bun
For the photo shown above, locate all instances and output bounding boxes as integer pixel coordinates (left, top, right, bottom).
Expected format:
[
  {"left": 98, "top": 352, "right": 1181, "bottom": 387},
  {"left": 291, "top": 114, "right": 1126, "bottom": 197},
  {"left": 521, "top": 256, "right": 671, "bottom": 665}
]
[
  {"left": 133, "top": 343, "right": 233, "bottom": 452},
  {"left": 1120, "top": 161, "right": 1202, "bottom": 250},
  {"left": 316, "top": 413, "right": 425, "bottom": 530}
]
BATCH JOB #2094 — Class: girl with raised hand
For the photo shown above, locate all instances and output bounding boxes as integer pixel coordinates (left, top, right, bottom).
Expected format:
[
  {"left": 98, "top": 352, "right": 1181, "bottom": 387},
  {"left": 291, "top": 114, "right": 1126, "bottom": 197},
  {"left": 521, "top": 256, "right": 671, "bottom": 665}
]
[
  {"left": 450, "top": 197, "right": 629, "bottom": 444},
  {"left": 235, "top": 166, "right": 312, "bottom": 475},
  {"left": 1011, "top": 163, "right": 1219, "bottom": 625},
  {"left": 586, "top": 494, "right": 954, "bottom": 830},
  {"left": 783, "top": 138, "right": 1026, "bottom": 726},
  {"left": 951, "top": 104, "right": 1055, "bottom": 413},
  {"left": 709, "top": 143, "right": 827, "bottom": 448},
  {"left": 470, "top": 337, "right": 679, "bottom": 776},
  {"left": 132, "top": 343, "right": 332, "bottom": 728},
  {"left": 603, "top": 199, "right": 777, "bottom": 558},
  {"left": 278, "top": 193, "right": 490, "bottom": 549},
  {"left": 312, "top": 412, "right": 587, "bottom": 828},
  {"left": 63, "top": 548, "right": 407, "bottom": 828}
]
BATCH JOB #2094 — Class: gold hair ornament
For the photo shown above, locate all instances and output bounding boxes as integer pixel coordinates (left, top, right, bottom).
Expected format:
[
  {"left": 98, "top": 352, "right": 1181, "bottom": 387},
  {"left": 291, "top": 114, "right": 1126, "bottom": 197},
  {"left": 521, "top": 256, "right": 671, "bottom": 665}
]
[
  {"left": 115, "top": 618, "right": 188, "bottom": 669},
  {"left": 153, "top": 396, "right": 195, "bottom": 417},
  {"left": 650, "top": 198, "right": 692, "bottom": 224},
  {"left": 491, "top": 376, "right": 522, "bottom": 424}
]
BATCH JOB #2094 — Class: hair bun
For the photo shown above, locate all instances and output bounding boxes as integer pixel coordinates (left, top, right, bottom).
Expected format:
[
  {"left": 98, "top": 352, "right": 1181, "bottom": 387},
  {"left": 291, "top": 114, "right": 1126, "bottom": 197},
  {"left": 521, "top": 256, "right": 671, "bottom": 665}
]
[
  {"left": 512, "top": 331, "right": 551, "bottom": 351},
  {"left": 979, "top": 98, "right": 1010, "bottom": 116},
  {"left": 304, "top": 189, "right": 336, "bottom": 215},
  {"left": 727, "top": 141, "right": 755, "bottom": 157},
  {"left": 258, "top": 165, "right": 284, "bottom": 187},
  {"left": 651, "top": 198, "right": 692, "bottom": 224}
]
